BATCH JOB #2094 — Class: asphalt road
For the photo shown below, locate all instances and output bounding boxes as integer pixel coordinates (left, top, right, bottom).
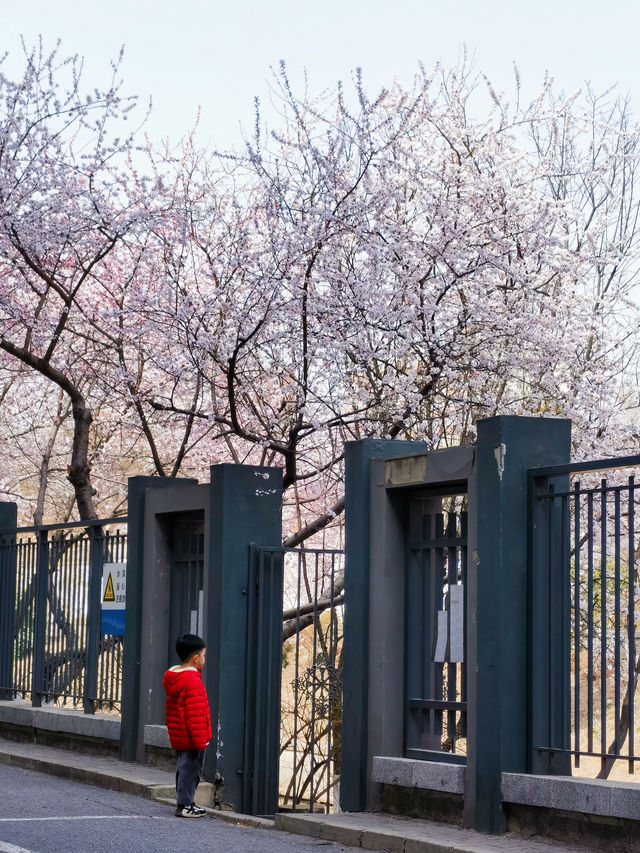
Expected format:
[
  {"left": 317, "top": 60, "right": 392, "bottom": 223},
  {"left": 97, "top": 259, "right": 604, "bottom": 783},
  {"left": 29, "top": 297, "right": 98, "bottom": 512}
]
[{"left": 0, "top": 765, "right": 351, "bottom": 853}]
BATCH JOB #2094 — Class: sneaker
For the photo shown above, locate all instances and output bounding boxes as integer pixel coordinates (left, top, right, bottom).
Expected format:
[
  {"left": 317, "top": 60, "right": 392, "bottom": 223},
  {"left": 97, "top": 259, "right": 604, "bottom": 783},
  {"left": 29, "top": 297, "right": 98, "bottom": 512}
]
[{"left": 175, "top": 803, "right": 207, "bottom": 818}]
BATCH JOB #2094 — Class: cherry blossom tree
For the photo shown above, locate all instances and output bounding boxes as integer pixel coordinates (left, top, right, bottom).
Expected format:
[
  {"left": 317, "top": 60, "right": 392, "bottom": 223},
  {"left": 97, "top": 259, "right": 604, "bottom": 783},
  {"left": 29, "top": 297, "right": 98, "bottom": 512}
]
[
  {"left": 0, "top": 39, "right": 148, "bottom": 520},
  {"left": 1, "top": 46, "right": 639, "bottom": 543},
  {"left": 119, "top": 63, "right": 640, "bottom": 543}
]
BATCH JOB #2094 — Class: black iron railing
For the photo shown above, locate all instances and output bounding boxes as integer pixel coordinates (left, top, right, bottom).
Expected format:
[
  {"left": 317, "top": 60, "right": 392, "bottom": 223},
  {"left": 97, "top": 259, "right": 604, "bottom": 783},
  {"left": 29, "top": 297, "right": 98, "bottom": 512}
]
[
  {"left": 0, "top": 517, "right": 127, "bottom": 713},
  {"left": 529, "top": 455, "right": 640, "bottom": 777}
]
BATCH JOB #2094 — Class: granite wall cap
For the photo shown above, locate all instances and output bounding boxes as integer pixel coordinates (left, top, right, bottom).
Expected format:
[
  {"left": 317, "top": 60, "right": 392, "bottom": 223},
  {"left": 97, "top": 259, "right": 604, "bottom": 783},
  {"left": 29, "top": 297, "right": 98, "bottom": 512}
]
[
  {"left": 372, "top": 756, "right": 465, "bottom": 794},
  {"left": 143, "top": 724, "right": 171, "bottom": 748},
  {"left": 502, "top": 772, "right": 640, "bottom": 821},
  {"left": 0, "top": 700, "right": 119, "bottom": 741}
]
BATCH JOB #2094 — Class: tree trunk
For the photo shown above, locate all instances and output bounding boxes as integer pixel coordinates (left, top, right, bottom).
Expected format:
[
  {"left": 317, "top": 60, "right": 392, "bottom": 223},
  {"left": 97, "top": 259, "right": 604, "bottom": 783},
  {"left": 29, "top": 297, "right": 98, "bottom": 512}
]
[{"left": 67, "top": 397, "right": 97, "bottom": 520}]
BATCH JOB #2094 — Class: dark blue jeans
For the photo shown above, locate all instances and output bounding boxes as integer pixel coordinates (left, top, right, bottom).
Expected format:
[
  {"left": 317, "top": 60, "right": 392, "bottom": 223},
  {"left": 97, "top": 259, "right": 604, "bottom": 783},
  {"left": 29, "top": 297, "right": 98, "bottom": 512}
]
[{"left": 175, "top": 749, "right": 206, "bottom": 806}]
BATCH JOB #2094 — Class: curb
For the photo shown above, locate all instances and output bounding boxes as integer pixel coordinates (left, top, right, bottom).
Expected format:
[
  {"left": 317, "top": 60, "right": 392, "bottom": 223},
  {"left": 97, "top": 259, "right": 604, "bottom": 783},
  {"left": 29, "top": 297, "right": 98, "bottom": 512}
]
[
  {"left": 273, "top": 813, "right": 590, "bottom": 853},
  {"left": 0, "top": 748, "right": 156, "bottom": 799},
  {"left": 154, "top": 796, "right": 275, "bottom": 830}
]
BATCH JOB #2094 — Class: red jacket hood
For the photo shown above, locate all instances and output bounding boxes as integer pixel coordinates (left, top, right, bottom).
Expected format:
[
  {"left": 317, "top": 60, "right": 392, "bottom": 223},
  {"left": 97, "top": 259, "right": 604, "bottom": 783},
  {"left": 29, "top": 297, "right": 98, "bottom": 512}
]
[{"left": 162, "top": 667, "right": 202, "bottom": 698}]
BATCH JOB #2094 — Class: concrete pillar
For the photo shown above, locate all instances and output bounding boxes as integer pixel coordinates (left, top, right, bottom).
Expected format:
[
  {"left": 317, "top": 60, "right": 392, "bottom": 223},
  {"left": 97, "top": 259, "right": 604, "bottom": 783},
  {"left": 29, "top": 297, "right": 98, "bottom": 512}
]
[
  {"left": 340, "top": 438, "right": 427, "bottom": 812},
  {"left": 468, "top": 415, "right": 571, "bottom": 833},
  {"left": 120, "top": 476, "right": 197, "bottom": 762},
  {"left": 0, "top": 502, "right": 17, "bottom": 700},
  {"left": 206, "top": 463, "right": 283, "bottom": 811}
]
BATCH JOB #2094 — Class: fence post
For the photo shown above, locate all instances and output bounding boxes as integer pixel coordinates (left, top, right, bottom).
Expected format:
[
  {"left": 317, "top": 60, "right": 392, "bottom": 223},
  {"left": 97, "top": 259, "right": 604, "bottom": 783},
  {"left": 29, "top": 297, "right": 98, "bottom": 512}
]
[
  {"left": 206, "top": 464, "right": 283, "bottom": 814},
  {"left": 31, "top": 529, "right": 49, "bottom": 708},
  {"left": 468, "top": 415, "right": 571, "bottom": 834},
  {"left": 0, "top": 502, "right": 17, "bottom": 700},
  {"left": 84, "top": 526, "right": 103, "bottom": 714}
]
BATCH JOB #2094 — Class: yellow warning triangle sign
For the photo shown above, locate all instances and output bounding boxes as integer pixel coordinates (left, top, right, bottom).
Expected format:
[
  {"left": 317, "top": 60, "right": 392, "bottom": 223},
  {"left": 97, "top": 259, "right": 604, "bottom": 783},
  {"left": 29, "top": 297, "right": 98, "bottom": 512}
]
[{"left": 103, "top": 572, "right": 115, "bottom": 602}]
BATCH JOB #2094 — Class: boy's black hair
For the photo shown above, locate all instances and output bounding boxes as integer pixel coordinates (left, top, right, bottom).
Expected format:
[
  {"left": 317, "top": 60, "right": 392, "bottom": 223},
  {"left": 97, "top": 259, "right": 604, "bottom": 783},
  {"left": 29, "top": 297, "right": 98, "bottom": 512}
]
[{"left": 175, "top": 633, "right": 206, "bottom": 662}]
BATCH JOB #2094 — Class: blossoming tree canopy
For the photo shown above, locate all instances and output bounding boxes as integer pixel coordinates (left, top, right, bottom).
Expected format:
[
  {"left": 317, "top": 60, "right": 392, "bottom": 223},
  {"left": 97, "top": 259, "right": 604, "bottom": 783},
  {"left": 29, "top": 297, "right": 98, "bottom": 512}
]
[
  {"left": 0, "top": 40, "right": 149, "bottom": 519},
  {"left": 0, "top": 45, "right": 638, "bottom": 538}
]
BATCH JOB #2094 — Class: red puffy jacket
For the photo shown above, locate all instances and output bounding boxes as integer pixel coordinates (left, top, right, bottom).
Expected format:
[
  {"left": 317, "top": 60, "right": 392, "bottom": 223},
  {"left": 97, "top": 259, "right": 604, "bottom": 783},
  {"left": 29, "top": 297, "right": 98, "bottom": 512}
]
[{"left": 163, "top": 667, "right": 212, "bottom": 751}]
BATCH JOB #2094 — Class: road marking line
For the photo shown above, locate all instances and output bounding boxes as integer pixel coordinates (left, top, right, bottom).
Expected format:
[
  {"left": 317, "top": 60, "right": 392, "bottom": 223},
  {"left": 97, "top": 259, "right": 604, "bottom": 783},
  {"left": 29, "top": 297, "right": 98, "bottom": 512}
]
[
  {"left": 0, "top": 815, "right": 171, "bottom": 823},
  {"left": 0, "top": 843, "right": 35, "bottom": 852}
]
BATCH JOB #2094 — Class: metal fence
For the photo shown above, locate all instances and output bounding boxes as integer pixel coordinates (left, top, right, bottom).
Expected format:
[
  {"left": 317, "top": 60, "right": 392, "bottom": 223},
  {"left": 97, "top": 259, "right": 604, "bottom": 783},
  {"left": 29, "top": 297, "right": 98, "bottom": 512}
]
[
  {"left": 245, "top": 544, "right": 344, "bottom": 815},
  {"left": 280, "top": 547, "right": 344, "bottom": 813},
  {"left": 530, "top": 455, "right": 640, "bottom": 778},
  {"left": 0, "top": 517, "right": 127, "bottom": 713}
]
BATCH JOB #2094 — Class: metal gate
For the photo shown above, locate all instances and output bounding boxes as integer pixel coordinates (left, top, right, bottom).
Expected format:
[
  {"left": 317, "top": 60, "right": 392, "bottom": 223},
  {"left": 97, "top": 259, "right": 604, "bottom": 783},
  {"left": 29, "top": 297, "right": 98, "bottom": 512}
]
[
  {"left": 405, "top": 490, "right": 468, "bottom": 762},
  {"left": 244, "top": 544, "right": 344, "bottom": 815}
]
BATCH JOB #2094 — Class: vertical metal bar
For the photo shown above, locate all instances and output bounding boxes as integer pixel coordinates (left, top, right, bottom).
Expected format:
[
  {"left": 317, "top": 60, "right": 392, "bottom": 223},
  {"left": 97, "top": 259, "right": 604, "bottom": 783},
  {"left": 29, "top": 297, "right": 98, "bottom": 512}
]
[
  {"left": 12, "top": 541, "right": 19, "bottom": 695},
  {"left": 82, "top": 535, "right": 91, "bottom": 702},
  {"left": 15, "top": 541, "right": 25, "bottom": 696},
  {"left": 0, "top": 533, "right": 13, "bottom": 697},
  {"left": 12, "top": 537, "right": 19, "bottom": 697},
  {"left": 74, "top": 537, "right": 83, "bottom": 701},
  {"left": 242, "top": 544, "right": 257, "bottom": 813},
  {"left": 251, "top": 547, "right": 266, "bottom": 814},
  {"left": 629, "top": 476, "right": 636, "bottom": 772},
  {"left": 20, "top": 540, "right": 30, "bottom": 698},
  {"left": 560, "top": 491, "right": 571, "bottom": 758},
  {"left": 62, "top": 538, "right": 71, "bottom": 703},
  {"left": 547, "top": 486, "right": 555, "bottom": 753},
  {"left": 292, "top": 551, "right": 302, "bottom": 810},
  {"left": 600, "top": 479, "right": 607, "bottom": 774},
  {"left": 29, "top": 538, "right": 37, "bottom": 699},
  {"left": 73, "top": 536, "right": 84, "bottom": 701},
  {"left": 326, "top": 552, "right": 335, "bottom": 812},
  {"left": 309, "top": 552, "right": 320, "bottom": 810},
  {"left": 460, "top": 510, "right": 468, "bottom": 740},
  {"left": 51, "top": 537, "right": 60, "bottom": 701},
  {"left": 587, "top": 489, "right": 594, "bottom": 754},
  {"left": 573, "top": 481, "right": 581, "bottom": 767},
  {"left": 100, "top": 533, "right": 108, "bottom": 707},
  {"left": 84, "top": 527, "right": 102, "bottom": 714},
  {"left": 614, "top": 487, "right": 621, "bottom": 759},
  {"left": 263, "top": 550, "right": 275, "bottom": 814},
  {"left": 31, "top": 530, "right": 49, "bottom": 708}
]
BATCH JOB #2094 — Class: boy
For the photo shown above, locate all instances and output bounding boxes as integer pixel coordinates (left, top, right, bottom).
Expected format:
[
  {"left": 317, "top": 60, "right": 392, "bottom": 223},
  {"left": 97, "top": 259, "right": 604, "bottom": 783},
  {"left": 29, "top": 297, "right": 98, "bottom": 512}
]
[{"left": 163, "top": 633, "right": 212, "bottom": 818}]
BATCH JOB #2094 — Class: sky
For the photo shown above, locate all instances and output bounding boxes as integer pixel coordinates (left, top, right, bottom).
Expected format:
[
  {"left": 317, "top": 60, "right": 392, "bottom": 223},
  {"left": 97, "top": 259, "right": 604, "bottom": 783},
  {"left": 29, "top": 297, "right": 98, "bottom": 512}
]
[{"left": 4, "top": 0, "right": 640, "bottom": 151}]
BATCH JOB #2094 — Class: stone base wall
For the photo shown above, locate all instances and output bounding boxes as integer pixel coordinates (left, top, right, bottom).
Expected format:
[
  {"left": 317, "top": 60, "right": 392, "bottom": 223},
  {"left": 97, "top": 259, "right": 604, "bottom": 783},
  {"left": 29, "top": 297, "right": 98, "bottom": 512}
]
[
  {"left": 506, "top": 803, "right": 640, "bottom": 853},
  {"left": 372, "top": 757, "right": 465, "bottom": 825},
  {"left": 0, "top": 700, "right": 120, "bottom": 758},
  {"left": 380, "top": 784, "right": 464, "bottom": 825}
]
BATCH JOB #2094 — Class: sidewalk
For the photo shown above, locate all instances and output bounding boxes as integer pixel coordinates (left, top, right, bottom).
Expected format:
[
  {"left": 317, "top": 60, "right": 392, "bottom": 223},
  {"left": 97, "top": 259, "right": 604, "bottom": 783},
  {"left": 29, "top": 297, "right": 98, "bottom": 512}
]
[
  {"left": 0, "top": 737, "right": 586, "bottom": 852},
  {"left": 275, "top": 812, "right": 589, "bottom": 853}
]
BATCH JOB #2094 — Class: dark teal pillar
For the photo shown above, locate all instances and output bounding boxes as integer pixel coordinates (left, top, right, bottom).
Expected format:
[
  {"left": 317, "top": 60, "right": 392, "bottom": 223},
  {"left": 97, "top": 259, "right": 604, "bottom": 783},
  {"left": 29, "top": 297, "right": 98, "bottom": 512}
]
[
  {"left": 340, "top": 438, "right": 427, "bottom": 812},
  {"left": 120, "top": 476, "right": 196, "bottom": 761},
  {"left": 471, "top": 416, "right": 571, "bottom": 833},
  {"left": 0, "top": 502, "right": 17, "bottom": 699},
  {"left": 206, "top": 464, "right": 283, "bottom": 812}
]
